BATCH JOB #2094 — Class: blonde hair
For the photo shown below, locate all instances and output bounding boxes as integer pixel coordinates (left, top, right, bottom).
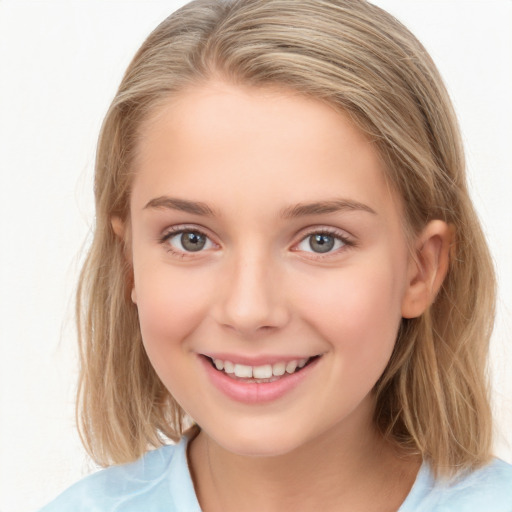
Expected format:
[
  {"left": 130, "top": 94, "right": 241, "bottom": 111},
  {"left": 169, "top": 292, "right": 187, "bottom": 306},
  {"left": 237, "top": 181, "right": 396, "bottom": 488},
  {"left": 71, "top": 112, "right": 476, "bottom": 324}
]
[{"left": 77, "top": 0, "right": 496, "bottom": 478}]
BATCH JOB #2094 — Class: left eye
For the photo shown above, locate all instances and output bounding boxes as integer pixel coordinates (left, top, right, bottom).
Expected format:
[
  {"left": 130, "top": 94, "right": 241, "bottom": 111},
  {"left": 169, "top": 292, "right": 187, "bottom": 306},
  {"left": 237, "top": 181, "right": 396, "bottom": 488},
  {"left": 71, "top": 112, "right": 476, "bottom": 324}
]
[
  {"left": 166, "top": 230, "right": 214, "bottom": 252},
  {"left": 296, "top": 233, "right": 346, "bottom": 254}
]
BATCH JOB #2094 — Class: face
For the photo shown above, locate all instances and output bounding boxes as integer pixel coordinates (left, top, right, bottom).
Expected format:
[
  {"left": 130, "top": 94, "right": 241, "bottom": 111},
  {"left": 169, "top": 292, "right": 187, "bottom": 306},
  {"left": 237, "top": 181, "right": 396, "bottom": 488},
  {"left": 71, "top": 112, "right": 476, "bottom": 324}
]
[{"left": 127, "top": 81, "right": 416, "bottom": 457}]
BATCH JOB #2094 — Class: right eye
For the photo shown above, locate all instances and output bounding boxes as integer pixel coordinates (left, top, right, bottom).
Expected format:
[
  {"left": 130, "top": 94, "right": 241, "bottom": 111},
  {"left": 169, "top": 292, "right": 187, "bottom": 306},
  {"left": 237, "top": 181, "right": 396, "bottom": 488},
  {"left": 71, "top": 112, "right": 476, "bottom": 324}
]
[{"left": 163, "top": 229, "right": 215, "bottom": 253}]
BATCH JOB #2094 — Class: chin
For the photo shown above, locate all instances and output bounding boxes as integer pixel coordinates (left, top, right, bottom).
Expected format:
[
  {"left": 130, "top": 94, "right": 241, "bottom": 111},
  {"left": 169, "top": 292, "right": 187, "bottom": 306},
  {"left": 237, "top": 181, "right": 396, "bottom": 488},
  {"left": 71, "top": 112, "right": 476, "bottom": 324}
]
[{"left": 201, "top": 418, "right": 318, "bottom": 459}]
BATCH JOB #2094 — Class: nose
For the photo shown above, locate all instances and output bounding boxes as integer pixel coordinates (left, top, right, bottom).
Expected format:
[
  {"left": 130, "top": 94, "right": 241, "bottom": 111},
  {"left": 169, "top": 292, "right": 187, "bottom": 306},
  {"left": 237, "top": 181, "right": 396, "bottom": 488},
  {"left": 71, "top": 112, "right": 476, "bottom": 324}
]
[{"left": 214, "top": 251, "right": 291, "bottom": 337}]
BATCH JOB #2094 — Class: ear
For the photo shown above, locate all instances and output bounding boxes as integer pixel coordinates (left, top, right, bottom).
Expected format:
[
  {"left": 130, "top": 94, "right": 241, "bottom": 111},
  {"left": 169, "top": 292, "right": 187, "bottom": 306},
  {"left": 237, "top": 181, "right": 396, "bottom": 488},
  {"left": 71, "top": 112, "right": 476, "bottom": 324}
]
[
  {"left": 111, "top": 216, "right": 125, "bottom": 239},
  {"left": 111, "top": 216, "right": 137, "bottom": 304},
  {"left": 401, "top": 220, "right": 454, "bottom": 319}
]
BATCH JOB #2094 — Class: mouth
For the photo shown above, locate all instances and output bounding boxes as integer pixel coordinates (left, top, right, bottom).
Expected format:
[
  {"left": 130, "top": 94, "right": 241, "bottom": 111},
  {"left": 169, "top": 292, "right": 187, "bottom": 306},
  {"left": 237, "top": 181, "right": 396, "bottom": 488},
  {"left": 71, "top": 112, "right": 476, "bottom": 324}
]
[{"left": 203, "top": 355, "right": 321, "bottom": 383}]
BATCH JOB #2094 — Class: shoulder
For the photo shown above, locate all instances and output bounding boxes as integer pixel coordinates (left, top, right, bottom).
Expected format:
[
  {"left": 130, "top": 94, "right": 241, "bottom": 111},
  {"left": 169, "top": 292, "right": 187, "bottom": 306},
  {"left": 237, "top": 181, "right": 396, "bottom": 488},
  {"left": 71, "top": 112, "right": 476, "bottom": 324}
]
[
  {"left": 402, "top": 458, "right": 512, "bottom": 512},
  {"left": 37, "top": 437, "right": 201, "bottom": 512},
  {"left": 437, "top": 459, "right": 512, "bottom": 510}
]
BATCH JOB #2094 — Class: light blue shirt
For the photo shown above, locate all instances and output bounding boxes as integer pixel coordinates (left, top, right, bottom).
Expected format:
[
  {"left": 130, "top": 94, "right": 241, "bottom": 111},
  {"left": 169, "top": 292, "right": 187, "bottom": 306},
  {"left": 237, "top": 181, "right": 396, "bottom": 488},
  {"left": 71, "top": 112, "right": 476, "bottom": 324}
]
[{"left": 38, "top": 436, "right": 512, "bottom": 511}]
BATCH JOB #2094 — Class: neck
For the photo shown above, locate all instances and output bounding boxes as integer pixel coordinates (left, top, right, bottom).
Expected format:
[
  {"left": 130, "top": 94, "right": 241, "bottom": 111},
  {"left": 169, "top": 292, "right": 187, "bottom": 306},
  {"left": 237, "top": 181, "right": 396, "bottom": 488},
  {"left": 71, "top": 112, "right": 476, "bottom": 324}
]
[{"left": 187, "top": 398, "right": 420, "bottom": 512}]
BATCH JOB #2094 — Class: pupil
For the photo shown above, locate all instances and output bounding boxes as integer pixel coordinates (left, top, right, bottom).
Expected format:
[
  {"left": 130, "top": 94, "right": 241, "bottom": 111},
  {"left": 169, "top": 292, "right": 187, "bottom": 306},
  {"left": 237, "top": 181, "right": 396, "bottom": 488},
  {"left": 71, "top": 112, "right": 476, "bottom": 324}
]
[
  {"left": 310, "top": 234, "right": 334, "bottom": 253},
  {"left": 181, "top": 232, "right": 206, "bottom": 252}
]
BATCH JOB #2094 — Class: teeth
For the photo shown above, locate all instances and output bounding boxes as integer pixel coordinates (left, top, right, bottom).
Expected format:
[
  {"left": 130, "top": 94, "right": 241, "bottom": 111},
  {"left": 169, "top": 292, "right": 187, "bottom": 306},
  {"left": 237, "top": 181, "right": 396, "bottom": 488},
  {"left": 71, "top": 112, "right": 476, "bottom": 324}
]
[
  {"left": 253, "top": 364, "right": 272, "bottom": 379},
  {"left": 211, "top": 357, "right": 313, "bottom": 378},
  {"left": 298, "top": 358, "right": 308, "bottom": 368},
  {"left": 285, "top": 360, "right": 298, "bottom": 374},
  {"left": 234, "top": 364, "right": 253, "bottom": 378},
  {"left": 272, "top": 362, "right": 286, "bottom": 376}
]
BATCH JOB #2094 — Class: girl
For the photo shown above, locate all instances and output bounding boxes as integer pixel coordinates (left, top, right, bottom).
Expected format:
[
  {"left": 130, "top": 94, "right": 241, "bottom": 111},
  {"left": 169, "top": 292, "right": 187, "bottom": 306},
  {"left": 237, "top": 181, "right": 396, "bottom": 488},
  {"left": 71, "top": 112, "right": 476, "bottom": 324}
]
[{"left": 39, "top": 0, "right": 512, "bottom": 510}]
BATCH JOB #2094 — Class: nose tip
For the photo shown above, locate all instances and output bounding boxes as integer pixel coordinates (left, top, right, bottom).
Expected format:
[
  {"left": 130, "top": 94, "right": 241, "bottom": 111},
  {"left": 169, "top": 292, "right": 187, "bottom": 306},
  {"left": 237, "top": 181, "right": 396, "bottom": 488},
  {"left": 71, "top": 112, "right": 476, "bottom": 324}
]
[
  {"left": 221, "top": 299, "right": 288, "bottom": 336},
  {"left": 214, "top": 258, "right": 290, "bottom": 336}
]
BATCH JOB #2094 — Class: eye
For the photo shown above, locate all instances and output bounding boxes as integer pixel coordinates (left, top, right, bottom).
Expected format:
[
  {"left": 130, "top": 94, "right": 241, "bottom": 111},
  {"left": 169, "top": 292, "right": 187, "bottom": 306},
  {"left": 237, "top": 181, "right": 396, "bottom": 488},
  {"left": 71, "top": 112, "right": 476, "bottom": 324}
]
[
  {"left": 164, "top": 229, "right": 215, "bottom": 253},
  {"left": 296, "top": 231, "right": 347, "bottom": 254}
]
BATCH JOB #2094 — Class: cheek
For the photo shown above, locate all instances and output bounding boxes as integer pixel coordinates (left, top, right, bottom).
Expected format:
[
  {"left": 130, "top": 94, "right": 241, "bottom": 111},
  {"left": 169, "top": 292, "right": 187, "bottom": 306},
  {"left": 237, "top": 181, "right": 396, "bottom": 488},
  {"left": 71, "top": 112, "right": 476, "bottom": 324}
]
[
  {"left": 133, "top": 264, "right": 213, "bottom": 360},
  {"left": 294, "top": 256, "right": 405, "bottom": 368}
]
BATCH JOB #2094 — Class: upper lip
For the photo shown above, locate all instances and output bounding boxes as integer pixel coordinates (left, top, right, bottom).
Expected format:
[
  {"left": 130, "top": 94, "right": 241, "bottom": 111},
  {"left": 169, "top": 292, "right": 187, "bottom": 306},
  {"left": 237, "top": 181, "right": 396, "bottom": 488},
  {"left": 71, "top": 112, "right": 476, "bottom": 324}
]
[{"left": 200, "top": 352, "right": 321, "bottom": 366}]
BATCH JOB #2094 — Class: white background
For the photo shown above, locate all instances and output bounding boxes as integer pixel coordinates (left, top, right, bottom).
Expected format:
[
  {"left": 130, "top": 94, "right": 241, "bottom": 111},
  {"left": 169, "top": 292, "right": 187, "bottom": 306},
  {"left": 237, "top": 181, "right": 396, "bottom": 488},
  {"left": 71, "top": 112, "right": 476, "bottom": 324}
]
[{"left": 0, "top": 1, "right": 511, "bottom": 511}]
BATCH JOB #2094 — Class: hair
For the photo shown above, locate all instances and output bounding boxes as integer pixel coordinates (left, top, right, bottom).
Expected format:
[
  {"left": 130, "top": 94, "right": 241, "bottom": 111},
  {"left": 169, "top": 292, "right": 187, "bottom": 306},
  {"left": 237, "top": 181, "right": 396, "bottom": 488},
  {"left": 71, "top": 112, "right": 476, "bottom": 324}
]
[{"left": 76, "top": 0, "right": 496, "bottom": 478}]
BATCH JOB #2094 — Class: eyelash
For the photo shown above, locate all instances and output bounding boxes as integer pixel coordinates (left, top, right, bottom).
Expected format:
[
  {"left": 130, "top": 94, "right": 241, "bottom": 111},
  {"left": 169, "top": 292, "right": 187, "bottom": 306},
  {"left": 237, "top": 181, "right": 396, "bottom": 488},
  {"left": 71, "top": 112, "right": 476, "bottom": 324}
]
[
  {"left": 159, "top": 226, "right": 354, "bottom": 258},
  {"left": 294, "top": 228, "right": 354, "bottom": 259},
  {"left": 159, "top": 226, "right": 215, "bottom": 258}
]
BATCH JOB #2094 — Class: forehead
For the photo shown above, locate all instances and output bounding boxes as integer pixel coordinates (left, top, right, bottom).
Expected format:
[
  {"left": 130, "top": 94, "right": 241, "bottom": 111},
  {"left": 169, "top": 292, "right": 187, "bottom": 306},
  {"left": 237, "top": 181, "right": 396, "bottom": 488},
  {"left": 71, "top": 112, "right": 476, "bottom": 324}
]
[{"left": 131, "top": 80, "right": 399, "bottom": 220}]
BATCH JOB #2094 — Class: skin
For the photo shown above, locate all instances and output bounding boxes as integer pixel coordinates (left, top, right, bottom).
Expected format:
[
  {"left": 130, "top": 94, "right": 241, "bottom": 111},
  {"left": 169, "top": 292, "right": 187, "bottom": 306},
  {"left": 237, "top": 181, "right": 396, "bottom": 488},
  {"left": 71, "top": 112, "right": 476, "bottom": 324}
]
[{"left": 113, "top": 80, "right": 452, "bottom": 512}]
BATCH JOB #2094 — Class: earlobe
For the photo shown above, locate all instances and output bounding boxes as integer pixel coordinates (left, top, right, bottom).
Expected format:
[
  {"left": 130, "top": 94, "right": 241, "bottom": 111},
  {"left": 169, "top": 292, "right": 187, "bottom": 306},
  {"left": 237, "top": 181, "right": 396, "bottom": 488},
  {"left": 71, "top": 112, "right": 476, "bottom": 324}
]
[
  {"left": 401, "top": 220, "right": 454, "bottom": 319},
  {"left": 110, "top": 216, "right": 137, "bottom": 304},
  {"left": 111, "top": 216, "right": 125, "bottom": 239}
]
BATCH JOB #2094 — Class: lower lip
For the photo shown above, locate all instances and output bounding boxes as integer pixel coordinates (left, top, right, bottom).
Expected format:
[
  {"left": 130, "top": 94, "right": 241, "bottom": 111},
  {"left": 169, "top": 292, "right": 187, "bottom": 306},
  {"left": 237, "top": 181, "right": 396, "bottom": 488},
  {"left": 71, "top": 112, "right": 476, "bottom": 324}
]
[{"left": 200, "top": 356, "right": 321, "bottom": 404}]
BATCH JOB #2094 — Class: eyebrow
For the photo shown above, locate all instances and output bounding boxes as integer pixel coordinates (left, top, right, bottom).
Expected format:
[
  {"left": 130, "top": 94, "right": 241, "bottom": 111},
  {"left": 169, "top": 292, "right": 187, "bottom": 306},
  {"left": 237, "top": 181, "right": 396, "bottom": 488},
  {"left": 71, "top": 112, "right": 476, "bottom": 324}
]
[
  {"left": 144, "top": 196, "right": 215, "bottom": 216},
  {"left": 143, "top": 196, "right": 376, "bottom": 218},
  {"left": 280, "top": 199, "right": 377, "bottom": 218}
]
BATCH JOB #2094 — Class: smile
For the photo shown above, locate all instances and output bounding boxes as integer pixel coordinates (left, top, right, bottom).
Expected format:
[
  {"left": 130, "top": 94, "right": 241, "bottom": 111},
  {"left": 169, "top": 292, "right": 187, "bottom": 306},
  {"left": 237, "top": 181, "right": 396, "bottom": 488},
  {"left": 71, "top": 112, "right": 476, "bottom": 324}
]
[
  {"left": 210, "top": 357, "right": 312, "bottom": 380},
  {"left": 200, "top": 354, "right": 322, "bottom": 403}
]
